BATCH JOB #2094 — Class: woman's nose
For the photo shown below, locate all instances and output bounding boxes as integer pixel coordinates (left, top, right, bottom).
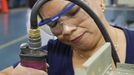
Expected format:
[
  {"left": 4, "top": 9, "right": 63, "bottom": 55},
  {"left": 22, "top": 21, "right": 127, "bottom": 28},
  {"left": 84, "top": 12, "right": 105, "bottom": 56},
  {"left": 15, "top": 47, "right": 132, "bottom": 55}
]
[{"left": 62, "top": 23, "right": 77, "bottom": 35}]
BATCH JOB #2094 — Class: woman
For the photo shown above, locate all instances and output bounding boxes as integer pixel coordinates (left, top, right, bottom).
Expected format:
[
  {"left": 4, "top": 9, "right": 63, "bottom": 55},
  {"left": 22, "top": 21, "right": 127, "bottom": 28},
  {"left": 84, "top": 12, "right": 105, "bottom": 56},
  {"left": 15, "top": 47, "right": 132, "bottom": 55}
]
[{"left": 1, "top": 0, "right": 134, "bottom": 75}]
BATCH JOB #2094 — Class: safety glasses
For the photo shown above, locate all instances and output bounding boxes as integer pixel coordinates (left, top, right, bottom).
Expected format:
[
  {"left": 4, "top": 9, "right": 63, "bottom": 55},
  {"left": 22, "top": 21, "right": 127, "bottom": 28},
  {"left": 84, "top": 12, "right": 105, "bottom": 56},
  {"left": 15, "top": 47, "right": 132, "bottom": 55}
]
[{"left": 38, "top": 3, "right": 76, "bottom": 27}]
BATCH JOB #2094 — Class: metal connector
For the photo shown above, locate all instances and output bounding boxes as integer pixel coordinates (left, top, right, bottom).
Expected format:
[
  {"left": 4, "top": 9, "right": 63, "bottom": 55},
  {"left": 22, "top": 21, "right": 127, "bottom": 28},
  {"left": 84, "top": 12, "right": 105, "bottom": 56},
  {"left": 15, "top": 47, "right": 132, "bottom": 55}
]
[{"left": 28, "top": 29, "right": 41, "bottom": 50}]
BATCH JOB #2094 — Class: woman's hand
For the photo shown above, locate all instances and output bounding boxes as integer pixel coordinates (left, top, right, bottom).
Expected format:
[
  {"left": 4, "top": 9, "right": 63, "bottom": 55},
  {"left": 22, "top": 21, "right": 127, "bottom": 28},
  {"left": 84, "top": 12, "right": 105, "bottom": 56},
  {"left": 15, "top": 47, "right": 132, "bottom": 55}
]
[
  {"left": 0, "top": 72, "right": 6, "bottom": 75},
  {"left": 12, "top": 64, "right": 48, "bottom": 75}
]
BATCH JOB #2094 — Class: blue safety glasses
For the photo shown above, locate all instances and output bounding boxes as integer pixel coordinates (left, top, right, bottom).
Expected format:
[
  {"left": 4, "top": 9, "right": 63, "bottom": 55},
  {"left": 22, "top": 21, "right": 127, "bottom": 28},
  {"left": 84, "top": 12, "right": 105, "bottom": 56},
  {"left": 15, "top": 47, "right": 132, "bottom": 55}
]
[{"left": 38, "top": 3, "right": 76, "bottom": 26}]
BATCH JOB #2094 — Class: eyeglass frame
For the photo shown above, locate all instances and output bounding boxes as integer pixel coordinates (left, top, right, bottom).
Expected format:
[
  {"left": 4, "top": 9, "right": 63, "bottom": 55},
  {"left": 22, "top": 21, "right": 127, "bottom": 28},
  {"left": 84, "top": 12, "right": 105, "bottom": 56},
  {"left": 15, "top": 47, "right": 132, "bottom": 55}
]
[{"left": 38, "top": 3, "right": 76, "bottom": 27}]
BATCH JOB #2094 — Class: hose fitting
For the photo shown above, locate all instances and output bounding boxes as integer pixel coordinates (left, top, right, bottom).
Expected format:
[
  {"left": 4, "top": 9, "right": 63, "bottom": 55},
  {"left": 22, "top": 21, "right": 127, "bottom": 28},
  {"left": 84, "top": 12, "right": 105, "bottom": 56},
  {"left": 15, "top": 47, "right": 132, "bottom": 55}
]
[
  {"left": 19, "top": 28, "right": 47, "bottom": 71},
  {"left": 29, "top": 29, "right": 41, "bottom": 50}
]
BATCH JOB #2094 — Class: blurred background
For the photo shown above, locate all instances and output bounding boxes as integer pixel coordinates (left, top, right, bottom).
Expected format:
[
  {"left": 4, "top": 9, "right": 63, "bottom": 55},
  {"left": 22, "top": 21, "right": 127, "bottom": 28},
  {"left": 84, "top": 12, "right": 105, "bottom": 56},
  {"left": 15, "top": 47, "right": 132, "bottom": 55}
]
[{"left": 0, "top": 0, "right": 134, "bottom": 70}]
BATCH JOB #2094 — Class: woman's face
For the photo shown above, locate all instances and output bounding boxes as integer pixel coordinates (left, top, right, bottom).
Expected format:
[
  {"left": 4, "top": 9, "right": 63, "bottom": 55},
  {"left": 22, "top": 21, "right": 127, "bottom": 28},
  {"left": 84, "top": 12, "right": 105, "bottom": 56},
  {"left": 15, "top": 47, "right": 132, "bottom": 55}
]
[{"left": 41, "top": 0, "right": 104, "bottom": 51}]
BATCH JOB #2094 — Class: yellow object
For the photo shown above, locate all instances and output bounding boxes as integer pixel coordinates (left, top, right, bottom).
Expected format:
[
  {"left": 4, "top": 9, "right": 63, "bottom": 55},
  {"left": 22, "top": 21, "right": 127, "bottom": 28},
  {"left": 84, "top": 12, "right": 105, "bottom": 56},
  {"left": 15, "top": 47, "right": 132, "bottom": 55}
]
[{"left": 29, "top": 29, "right": 40, "bottom": 38}]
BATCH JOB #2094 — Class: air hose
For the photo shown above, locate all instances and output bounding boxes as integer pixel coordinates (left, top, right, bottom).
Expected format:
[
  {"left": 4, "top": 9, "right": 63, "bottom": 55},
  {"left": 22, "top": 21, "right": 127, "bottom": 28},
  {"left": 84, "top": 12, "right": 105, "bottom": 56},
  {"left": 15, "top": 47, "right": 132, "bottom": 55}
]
[{"left": 20, "top": 0, "right": 120, "bottom": 71}]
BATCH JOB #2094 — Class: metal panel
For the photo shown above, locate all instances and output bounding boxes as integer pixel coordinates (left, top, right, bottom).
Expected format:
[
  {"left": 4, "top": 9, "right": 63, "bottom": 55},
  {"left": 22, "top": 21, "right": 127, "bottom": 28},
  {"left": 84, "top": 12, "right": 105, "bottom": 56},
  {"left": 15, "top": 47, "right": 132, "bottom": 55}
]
[
  {"left": 74, "top": 43, "right": 134, "bottom": 75},
  {"left": 75, "top": 43, "right": 113, "bottom": 75}
]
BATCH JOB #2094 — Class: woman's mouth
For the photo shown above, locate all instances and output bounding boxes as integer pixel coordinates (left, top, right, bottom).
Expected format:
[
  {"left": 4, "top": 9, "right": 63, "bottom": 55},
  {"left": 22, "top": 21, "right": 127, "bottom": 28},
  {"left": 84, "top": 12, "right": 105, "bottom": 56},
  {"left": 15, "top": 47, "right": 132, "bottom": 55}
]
[{"left": 71, "top": 33, "right": 85, "bottom": 44}]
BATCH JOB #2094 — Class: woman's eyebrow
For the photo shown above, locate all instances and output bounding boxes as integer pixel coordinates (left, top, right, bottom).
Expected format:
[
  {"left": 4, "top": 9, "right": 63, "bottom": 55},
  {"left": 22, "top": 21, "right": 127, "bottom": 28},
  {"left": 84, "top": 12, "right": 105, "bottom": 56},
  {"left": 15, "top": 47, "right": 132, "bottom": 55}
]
[
  {"left": 61, "top": 3, "right": 80, "bottom": 16},
  {"left": 62, "top": 3, "right": 72, "bottom": 12},
  {"left": 67, "top": 7, "right": 80, "bottom": 16},
  {"left": 58, "top": 3, "right": 75, "bottom": 15}
]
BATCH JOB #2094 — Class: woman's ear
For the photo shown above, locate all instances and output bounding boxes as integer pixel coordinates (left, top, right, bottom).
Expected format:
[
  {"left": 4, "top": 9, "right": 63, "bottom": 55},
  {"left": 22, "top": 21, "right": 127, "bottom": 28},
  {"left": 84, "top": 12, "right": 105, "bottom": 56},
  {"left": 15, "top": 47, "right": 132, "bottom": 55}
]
[{"left": 100, "top": 0, "right": 105, "bottom": 12}]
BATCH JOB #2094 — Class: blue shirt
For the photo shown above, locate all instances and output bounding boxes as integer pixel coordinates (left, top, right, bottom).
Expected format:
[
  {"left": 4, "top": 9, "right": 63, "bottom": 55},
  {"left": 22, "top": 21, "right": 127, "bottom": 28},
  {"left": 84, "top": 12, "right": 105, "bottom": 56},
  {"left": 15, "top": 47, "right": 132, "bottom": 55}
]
[
  {"left": 123, "top": 28, "right": 134, "bottom": 64},
  {"left": 46, "top": 39, "right": 73, "bottom": 75}
]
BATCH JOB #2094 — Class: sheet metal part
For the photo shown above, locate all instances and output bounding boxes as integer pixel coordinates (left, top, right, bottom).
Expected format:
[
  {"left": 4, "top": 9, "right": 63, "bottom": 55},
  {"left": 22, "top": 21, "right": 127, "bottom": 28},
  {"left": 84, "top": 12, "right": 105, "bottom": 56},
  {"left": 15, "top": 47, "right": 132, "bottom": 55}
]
[{"left": 75, "top": 43, "right": 134, "bottom": 75}]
